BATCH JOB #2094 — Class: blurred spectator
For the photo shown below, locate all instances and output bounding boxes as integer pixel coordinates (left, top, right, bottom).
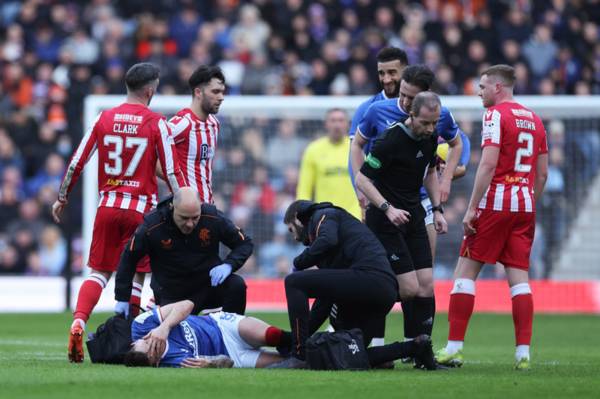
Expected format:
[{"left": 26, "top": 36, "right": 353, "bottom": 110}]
[
  {"left": 169, "top": 6, "right": 202, "bottom": 58},
  {"left": 229, "top": 4, "right": 270, "bottom": 58},
  {"left": 266, "top": 119, "right": 307, "bottom": 173},
  {"left": 61, "top": 29, "right": 100, "bottom": 65},
  {"left": 0, "top": 181, "right": 21, "bottom": 226},
  {"left": 241, "top": 52, "right": 271, "bottom": 94},
  {"left": 25, "top": 152, "right": 64, "bottom": 198},
  {"left": 0, "top": 130, "right": 24, "bottom": 175},
  {"left": 0, "top": 244, "right": 24, "bottom": 274},
  {"left": 259, "top": 228, "right": 302, "bottom": 278},
  {"left": 37, "top": 225, "right": 67, "bottom": 276},
  {"left": 7, "top": 198, "right": 45, "bottom": 239},
  {"left": 522, "top": 24, "right": 558, "bottom": 81}
]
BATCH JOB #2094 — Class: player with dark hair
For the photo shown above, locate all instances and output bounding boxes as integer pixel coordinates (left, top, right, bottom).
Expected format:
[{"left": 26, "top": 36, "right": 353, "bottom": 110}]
[
  {"left": 52, "top": 62, "right": 187, "bottom": 363},
  {"left": 350, "top": 65, "right": 464, "bottom": 353},
  {"left": 355, "top": 91, "right": 449, "bottom": 368},
  {"left": 348, "top": 47, "right": 408, "bottom": 210},
  {"left": 266, "top": 200, "right": 436, "bottom": 370},
  {"left": 168, "top": 65, "right": 226, "bottom": 203},
  {"left": 436, "top": 65, "right": 548, "bottom": 371}
]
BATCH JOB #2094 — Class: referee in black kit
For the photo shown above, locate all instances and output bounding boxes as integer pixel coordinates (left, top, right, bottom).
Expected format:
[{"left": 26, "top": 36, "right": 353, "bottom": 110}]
[{"left": 355, "top": 91, "right": 448, "bottom": 365}]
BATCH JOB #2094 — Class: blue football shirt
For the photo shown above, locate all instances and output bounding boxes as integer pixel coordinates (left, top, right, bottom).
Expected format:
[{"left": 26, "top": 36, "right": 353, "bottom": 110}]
[
  {"left": 348, "top": 90, "right": 388, "bottom": 140},
  {"left": 348, "top": 91, "right": 389, "bottom": 186},
  {"left": 357, "top": 98, "right": 459, "bottom": 147},
  {"left": 131, "top": 308, "right": 229, "bottom": 367}
]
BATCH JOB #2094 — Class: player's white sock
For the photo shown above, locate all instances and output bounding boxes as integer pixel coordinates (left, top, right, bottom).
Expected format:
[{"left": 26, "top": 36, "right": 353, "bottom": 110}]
[
  {"left": 146, "top": 296, "right": 156, "bottom": 310},
  {"left": 71, "top": 318, "right": 86, "bottom": 331},
  {"left": 370, "top": 338, "right": 385, "bottom": 347},
  {"left": 403, "top": 337, "right": 414, "bottom": 342},
  {"left": 446, "top": 340, "right": 463, "bottom": 354},
  {"left": 515, "top": 345, "right": 530, "bottom": 360}
]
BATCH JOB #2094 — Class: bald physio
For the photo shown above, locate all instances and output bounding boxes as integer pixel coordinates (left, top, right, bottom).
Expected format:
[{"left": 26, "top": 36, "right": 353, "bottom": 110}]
[
  {"left": 173, "top": 187, "right": 202, "bottom": 235},
  {"left": 115, "top": 187, "right": 253, "bottom": 316}
]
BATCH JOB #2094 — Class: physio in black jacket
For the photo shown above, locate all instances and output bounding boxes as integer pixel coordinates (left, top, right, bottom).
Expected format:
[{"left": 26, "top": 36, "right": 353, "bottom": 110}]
[
  {"left": 114, "top": 187, "right": 252, "bottom": 315},
  {"left": 274, "top": 200, "right": 402, "bottom": 368}
]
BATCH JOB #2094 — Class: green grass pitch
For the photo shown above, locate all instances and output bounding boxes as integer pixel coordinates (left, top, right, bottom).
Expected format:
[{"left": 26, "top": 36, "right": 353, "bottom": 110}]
[{"left": 0, "top": 312, "right": 599, "bottom": 399}]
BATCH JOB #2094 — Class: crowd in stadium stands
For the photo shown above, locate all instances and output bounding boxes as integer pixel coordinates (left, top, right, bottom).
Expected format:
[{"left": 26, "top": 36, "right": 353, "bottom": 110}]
[{"left": 1, "top": 0, "right": 600, "bottom": 278}]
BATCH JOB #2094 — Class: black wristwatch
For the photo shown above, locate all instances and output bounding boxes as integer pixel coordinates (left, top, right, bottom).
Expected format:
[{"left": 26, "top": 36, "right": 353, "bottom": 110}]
[
  {"left": 431, "top": 204, "right": 444, "bottom": 214},
  {"left": 379, "top": 201, "right": 390, "bottom": 212}
]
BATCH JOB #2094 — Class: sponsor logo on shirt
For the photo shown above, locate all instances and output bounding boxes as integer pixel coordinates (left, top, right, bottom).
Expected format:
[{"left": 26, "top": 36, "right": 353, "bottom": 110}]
[
  {"left": 200, "top": 144, "right": 215, "bottom": 160},
  {"left": 114, "top": 114, "right": 143, "bottom": 123},
  {"left": 324, "top": 167, "right": 349, "bottom": 176},
  {"left": 180, "top": 321, "right": 199, "bottom": 357},
  {"left": 505, "top": 175, "right": 529, "bottom": 184},
  {"left": 416, "top": 150, "right": 424, "bottom": 158},
  {"left": 511, "top": 109, "right": 533, "bottom": 119},
  {"left": 106, "top": 178, "right": 140, "bottom": 188},
  {"left": 160, "top": 239, "right": 173, "bottom": 250}
]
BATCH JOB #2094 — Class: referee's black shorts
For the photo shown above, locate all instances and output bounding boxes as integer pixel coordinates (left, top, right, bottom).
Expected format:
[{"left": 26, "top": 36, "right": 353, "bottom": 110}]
[{"left": 365, "top": 206, "right": 432, "bottom": 275}]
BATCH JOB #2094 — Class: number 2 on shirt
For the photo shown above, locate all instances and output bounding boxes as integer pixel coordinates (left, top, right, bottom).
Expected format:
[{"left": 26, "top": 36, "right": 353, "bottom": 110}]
[{"left": 514, "top": 132, "right": 533, "bottom": 172}]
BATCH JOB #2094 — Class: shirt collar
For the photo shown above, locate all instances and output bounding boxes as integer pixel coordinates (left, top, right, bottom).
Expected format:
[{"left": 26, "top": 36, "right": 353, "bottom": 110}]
[{"left": 397, "top": 122, "right": 421, "bottom": 141}]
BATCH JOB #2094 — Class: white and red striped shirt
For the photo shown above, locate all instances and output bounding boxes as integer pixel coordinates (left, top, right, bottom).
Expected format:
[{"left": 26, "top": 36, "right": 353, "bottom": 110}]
[
  {"left": 59, "top": 103, "right": 187, "bottom": 214},
  {"left": 169, "top": 108, "right": 220, "bottom": 203},
  {"left": 479, "top": 102, "right": 548, "bottom": 213}
]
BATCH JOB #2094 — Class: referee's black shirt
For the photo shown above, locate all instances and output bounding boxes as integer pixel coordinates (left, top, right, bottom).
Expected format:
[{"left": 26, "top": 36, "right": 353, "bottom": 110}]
[{"left": 360, "top": 122, "right": 437, "bottom": 221}]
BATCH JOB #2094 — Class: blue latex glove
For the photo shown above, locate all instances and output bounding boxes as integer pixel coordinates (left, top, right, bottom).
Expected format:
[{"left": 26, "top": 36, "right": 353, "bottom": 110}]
[
  {"left": 115, "top": 301, "right": 130, "bottom": 318},
  {"left": 209, "top": 263, "right": 232, "bottom": 287}
]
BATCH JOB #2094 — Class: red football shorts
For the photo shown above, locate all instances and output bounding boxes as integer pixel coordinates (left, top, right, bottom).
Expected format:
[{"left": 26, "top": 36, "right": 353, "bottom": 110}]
[
  {"left": 459, "top": 209, "right": 535, "bottom": 270},
  {"left": 88, "top": 207, "right": 150, "bottom": 273}
]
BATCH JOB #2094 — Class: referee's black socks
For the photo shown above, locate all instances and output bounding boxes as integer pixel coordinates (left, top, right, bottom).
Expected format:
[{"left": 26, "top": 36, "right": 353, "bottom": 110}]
[
  {"left": 413, "top": 296, "right": 436, "bottom": 336},
  {"left": 401, "top": 299, "right": 417, "bottom": 339}
]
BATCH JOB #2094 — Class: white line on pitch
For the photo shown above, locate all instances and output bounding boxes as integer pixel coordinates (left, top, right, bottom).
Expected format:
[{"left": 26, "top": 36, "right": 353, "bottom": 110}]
[{"left": 0, "top": 339, "right": 63, "bottom": 347}]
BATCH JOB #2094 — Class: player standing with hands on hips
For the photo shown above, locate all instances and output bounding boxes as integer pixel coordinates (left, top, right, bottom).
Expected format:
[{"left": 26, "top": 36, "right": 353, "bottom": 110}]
[
  {"left": 52, "top": 62, "right": 187, "bottom": 363},
  {"left": 436, "top": 65, "right": 548, "bottom": 371}
]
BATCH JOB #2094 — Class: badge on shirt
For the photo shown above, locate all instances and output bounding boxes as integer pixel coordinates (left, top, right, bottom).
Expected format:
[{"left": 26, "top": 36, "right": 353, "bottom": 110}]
[
  {"left": 199, "top": 228, "right": 211, "bottom": 246},
  {"left": 365, "top": 153, "right": 382, "bottom": 169}
]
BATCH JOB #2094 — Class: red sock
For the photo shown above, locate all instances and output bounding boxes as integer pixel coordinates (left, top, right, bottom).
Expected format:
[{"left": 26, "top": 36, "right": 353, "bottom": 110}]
[
  {"left": 73, "top": 274, "right": 107, "bottom": 323},
  {"left": 265, "top": 326, "right": 283, "bottom": 346},
  {"left": 512, "top": 294, "right": 533, "bottom": 346},
  {"left": 129, "top": 282, "right": 143, "bottom": 317},
  {"left": 448, "top": 293, "right": 475, "bottom": 342}
]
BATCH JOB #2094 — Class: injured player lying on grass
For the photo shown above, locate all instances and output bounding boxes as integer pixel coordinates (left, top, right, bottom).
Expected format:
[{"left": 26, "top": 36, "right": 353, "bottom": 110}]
[{"left": 124, "top": 299, "right": 436, "bottom": 369}]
